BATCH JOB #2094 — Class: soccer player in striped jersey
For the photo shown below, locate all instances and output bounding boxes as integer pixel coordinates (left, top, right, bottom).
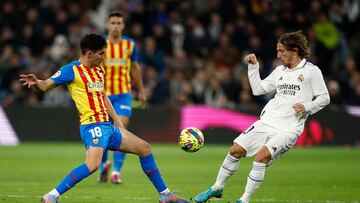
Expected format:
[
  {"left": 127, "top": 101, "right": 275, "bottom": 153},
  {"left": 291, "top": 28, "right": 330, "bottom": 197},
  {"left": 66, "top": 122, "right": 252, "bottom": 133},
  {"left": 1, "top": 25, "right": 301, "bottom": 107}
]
[
  {"left": 98, "top": 11, "right": 147, "bottom": 184},
  {"left": 20, "top": 34, "right": 189, "bottom": 203},
  {"left": 194, "top": 31, "right": 330, "bottom": 203}
]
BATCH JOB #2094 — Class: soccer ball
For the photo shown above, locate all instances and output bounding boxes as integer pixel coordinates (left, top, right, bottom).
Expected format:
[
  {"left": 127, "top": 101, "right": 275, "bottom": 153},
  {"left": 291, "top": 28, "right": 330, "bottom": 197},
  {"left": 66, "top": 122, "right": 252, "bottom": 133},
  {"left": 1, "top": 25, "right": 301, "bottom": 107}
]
[{"left": 178, "top": 127, "right": 204, "bottom": 152}]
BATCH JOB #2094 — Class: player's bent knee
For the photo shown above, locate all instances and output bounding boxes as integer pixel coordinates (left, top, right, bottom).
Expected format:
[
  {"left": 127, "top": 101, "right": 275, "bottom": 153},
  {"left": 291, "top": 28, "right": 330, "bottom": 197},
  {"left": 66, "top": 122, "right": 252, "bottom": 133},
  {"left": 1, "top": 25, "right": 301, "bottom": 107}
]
[
  {"left": 86, "top": 162, "right": 100, "bottom": 173},
  {"left": 255, "top": 146, "right": 272, "bottom": 164},
  {"left": 138, "top": 141, "right": 151, "bottom": 157},
  {"left": 229, "top": 143, "right": 246, "bottom": 159}
]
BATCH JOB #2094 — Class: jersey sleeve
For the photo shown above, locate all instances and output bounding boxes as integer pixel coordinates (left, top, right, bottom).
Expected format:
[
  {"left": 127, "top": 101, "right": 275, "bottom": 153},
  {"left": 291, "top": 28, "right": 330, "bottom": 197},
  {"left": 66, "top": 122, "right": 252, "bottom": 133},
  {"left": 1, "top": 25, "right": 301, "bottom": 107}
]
[
  {"left": 130, "top": 42, "right": 139, "bottom": 62},
  {"left": 310, "top": 67, "right": 329, "bottom": 96},
  {"left": 303, "top": 67, "right": 330, "bottom": 114},
  {"left": 49, "top": 64, "right": 75, "bottom": 86},
  {"left": 248, "top": 63, "right": 278, "bottom": 95},
  {"left": 261, "top": 67, "right": 279, "bottom": 92}
]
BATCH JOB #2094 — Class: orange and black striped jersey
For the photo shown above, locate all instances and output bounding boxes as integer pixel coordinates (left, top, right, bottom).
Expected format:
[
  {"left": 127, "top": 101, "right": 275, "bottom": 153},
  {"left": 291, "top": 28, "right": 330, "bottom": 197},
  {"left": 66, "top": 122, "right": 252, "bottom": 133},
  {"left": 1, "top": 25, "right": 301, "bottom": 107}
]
[
  {"left": 104, "top": 36, "right": 139, "bottom": 95},
  {"left": 50, "top": 60, "right": 109, "bottom": 125}
]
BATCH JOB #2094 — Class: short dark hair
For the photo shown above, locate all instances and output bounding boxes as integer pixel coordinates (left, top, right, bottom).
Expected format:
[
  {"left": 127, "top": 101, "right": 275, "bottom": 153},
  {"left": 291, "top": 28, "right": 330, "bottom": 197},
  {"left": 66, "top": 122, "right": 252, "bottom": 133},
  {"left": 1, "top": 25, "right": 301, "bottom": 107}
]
[
  {"left": 278, "top": 30, "right": 311, "bottom": 59},
  {"left": 80, "top": 34, "right": 106, "bottom": 55},
  {"left": 108, "top": 11, "right": 123, "bottom": 19}
]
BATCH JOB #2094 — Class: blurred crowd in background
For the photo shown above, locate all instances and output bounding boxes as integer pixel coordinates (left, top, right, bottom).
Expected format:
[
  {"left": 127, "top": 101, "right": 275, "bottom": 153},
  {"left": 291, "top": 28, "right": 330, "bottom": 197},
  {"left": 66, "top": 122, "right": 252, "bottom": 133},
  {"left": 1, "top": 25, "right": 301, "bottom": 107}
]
[{"left": 1, "top": 0, "right": 360, "bottom": 110}]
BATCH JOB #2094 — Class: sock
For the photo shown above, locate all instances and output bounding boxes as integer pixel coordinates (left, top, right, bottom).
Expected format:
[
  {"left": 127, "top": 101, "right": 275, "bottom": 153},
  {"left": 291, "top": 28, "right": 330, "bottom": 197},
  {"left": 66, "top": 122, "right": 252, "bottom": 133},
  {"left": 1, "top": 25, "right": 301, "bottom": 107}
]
[
  {"left": 139, "top": 154, "right": 167, "bottom": 193},
  {"left": 113, "top": 151, "right": 126, "bottom": 172},
  {"left": 48, "top": 189, "right": 60, "bottom": 197},
  {"left": 160, "top": 188, "right": 171, "bottom": 194},
  {"left": 241, "top": 161, "right": 266, "bottom": 202},
  {"left": 99, "top": 150, "right": 109, "bottom": 173},
  {"left": 212, "top": 153, "right": 240, "bottom": 190},
  {"left": 55, "top": 164, "right": 91, "bottom": 195}
]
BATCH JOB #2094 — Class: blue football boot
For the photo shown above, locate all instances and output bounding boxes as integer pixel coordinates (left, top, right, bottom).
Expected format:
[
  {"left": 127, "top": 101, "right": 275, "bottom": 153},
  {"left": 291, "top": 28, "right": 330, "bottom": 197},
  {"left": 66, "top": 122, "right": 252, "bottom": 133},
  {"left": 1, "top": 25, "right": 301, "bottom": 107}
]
[
  {"left": 194, "top": 187, "right": 223, "bottom": 203},
  {"left": 159, "top": 192, "right": 190, "bottom": 203}
]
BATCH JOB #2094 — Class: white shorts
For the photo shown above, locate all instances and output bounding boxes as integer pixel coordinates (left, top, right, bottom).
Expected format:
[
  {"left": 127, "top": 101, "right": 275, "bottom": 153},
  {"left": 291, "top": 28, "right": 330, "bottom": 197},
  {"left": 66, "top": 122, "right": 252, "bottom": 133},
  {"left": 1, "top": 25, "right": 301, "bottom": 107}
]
[{"left": 233, "top": 120, "right": 299, "bottom": 160}]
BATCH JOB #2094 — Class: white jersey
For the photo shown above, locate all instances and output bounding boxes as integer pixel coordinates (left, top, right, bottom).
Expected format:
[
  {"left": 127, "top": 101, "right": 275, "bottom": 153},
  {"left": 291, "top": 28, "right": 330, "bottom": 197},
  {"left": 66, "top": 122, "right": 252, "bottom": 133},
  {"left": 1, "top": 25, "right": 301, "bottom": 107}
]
[{"left": 248, "top": 59, "right": 330, "bottom": 133}]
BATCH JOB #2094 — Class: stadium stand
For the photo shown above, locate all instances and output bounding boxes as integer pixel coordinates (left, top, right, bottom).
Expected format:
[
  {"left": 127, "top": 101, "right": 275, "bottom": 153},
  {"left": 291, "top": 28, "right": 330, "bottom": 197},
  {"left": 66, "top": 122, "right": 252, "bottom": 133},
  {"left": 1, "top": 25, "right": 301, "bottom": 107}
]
[{"left": 0, "top": 0, "right": 359, "bottom": 108}]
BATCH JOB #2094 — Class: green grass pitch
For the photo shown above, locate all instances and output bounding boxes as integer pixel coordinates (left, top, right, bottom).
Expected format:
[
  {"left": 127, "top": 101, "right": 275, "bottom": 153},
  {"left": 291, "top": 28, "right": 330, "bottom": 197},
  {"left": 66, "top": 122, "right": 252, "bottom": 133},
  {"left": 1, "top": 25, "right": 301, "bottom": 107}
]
[{"left": 0, "top": 143, "right": 359, "bottom": 203}]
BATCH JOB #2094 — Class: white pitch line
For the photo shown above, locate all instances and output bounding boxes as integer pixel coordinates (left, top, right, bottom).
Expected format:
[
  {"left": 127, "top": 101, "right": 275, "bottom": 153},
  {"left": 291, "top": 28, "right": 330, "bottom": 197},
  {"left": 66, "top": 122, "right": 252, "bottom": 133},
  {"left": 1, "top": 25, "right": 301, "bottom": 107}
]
[
  {"left": 254, "top": 198, "right": 359, "bottom": 203},
  {"left": 6, "top": 195, "right": 26, "bottom": 198},
  {"left": 4, "top": 195, "right": 358, "bottom": 203},
  {"left": 4, "top": 194, "right": 153, "bottom": 201}
]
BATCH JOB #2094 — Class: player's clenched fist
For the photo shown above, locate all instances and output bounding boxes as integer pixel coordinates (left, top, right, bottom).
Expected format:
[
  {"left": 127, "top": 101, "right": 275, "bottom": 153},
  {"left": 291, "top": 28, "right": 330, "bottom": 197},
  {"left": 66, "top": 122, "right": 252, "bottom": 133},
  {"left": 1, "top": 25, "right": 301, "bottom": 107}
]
[
  {"left": 293, "top": 103, "right": 305, "bottom": 116},
  {"left": 244, "top": 53, "right": 258, "bottom": 65}
]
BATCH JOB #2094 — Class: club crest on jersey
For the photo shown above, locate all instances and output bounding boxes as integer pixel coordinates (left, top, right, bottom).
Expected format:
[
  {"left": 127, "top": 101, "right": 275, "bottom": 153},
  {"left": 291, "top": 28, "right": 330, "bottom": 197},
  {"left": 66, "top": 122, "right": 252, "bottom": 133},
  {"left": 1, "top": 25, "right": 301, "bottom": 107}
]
[
  {"left": 297, "top": 74, "right": 304, "bottom": 82},
  {"left": 51, "top": 71, "right": 61, "bottom": 78},
  {"left": 93, "top": 138, "right": 99, "bottom": 144}
]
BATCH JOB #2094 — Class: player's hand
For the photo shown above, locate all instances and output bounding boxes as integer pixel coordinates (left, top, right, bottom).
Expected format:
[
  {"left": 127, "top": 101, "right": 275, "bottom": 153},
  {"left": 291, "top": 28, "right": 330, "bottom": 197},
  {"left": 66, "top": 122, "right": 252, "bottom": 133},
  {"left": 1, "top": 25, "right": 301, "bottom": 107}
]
[
  {"left": 138, "top": 89, "right": 147, "bottom": 108},
  {"left": 19, "top": 74, "right": 37, "bottom": 88},
  {"left": 244, "top": 54, "right": 258, "bottom": 65},
  {"left": 293, "top": 103, "right": 305, "bottom": 116}
]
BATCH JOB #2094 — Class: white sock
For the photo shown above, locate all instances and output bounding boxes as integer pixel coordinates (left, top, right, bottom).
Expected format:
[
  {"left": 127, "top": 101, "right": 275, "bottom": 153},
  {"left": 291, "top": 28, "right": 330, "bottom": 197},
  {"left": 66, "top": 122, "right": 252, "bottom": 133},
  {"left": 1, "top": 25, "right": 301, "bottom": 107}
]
[
  {"left": 241, "top": 161, "right": 266, "bottom": 202},
  {"left": 212, "top": 153, "right": 240, "bottom": 190},
  {"left": 48, "top": 189, "right": 60, "bottom": 197},
  {"left": 111, "top": 171, "right": 120, "bottom": 176},
  {"left": 160, "top": 188, "right": 170, "bottom": 194}
]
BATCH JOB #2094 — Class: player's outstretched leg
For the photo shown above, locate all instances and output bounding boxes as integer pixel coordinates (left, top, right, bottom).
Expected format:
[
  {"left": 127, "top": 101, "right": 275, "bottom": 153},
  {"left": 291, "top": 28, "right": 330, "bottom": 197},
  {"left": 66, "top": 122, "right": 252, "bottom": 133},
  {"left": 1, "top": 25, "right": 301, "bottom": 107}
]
[
  {"left": 40, "top": 163, "right": 91, "bottom": 202},
  {"left": 41, "top": 147, "right": 102, "bottom": 202},
  {"left": 236, "top": 162, "right": 266, "bottom": 203},
  {"left": 119, "top": 128, "right": 189, "bottom": 203},
  {"left": 139, "top": 153, "right": 190, "bottom": 203},
  {"left": 238, "top": 146, "right": 269, "bottom": 203},
  {"left": 111, "top": 151, "right": 126, "bottom": 184},
  {"left": 194, "top": 145, "right": 242, "bottom": 203},
  {"left": 99, "top": 150, "right": 111, "bottom": 183}
]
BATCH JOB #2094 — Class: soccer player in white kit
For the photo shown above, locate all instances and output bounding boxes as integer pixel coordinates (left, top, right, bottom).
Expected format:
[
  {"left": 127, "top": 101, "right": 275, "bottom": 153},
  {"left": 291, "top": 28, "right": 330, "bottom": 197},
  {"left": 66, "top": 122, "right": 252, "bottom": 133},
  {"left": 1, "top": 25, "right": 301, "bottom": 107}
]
[{"left": 194, "top": 31, "right": 330, "bottom": 203}]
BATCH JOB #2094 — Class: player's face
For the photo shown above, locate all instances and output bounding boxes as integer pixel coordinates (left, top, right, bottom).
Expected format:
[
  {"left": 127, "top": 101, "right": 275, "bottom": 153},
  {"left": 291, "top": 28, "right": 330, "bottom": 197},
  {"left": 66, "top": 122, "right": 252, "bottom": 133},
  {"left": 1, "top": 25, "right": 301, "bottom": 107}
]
[
  {"left": 107, "top": 16, "right": 124, "bottom": 37},
  {"left": 277, "top": 43, "right": 295, "bottom": 67},
  {"left": 89, "top": 48, "right": 106, "bottom": 66}
]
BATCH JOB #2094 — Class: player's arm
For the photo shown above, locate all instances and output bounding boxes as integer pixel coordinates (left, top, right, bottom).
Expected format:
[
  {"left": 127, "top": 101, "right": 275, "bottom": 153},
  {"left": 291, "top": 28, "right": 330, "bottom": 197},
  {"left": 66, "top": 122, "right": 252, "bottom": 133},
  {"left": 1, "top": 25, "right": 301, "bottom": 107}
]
[
  {"left": 298, "top": 68, "right": 330, "bottom": 115},
  {"left": 244, "top": 54, "right": 277, "bottom": 96},
  {"left": 293, "top": 93, "right": 330, "bottom": 116},
  {"left": 20, "top": 63, "right": 76, "bottom": 92},
  {"left": 104, "top": 95, "right": 124, "bottom": 128},
  {"left": 19, "top": 74, "right": 56, "bottom": 92},
  {"left": 130, "top": 62, "right": 147, "bottom": 105},
  {"left": 129, "top": 42, "right": 147, "bottom": 107}
]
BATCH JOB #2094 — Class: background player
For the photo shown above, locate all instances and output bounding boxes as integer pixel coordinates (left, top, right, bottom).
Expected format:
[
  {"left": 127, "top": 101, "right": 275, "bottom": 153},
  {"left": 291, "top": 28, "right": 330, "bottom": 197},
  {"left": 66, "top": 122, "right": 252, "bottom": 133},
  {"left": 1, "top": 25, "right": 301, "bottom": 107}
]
[
  {"left": 19, "top": 34, "right": 188, "bottom": 203},
  {"left": 193, "top": 31, "right": 330, "bottom": 203},
  {"left": 99, "top": 11, "right": 147, "bottom": 184}
]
